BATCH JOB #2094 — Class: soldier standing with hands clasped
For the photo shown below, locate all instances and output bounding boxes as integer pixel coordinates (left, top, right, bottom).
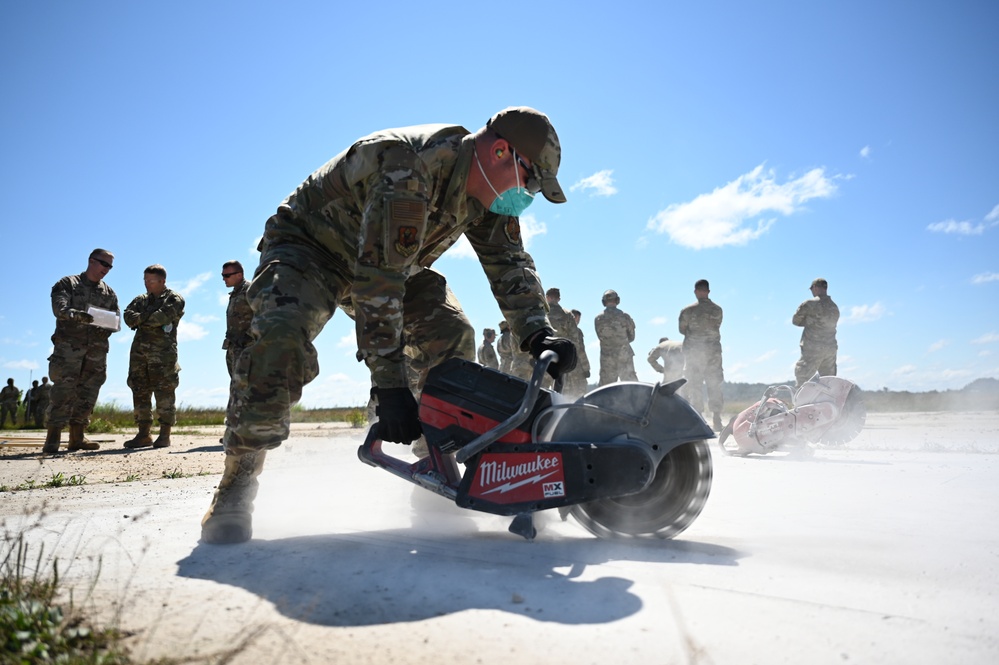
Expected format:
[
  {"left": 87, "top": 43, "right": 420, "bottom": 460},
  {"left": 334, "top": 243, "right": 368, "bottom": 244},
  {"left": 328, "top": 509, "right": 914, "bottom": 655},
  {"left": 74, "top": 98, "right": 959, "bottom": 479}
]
[
  {"left": 594, "top": 289, "right": 638, "bottom": 386},
  {"left": 679, "top": 279, "right": 725, "bottom": 431},
  {"left": 793, "top": 277, "right": 840, "bottom": 386},
  {"left": 123, "top": 264, "right": 185, "bottom": 449}
]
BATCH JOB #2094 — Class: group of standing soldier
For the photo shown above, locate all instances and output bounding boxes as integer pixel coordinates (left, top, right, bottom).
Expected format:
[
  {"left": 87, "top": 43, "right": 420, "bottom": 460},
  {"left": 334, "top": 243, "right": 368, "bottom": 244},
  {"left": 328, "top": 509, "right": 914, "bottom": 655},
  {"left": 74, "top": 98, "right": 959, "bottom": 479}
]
[{"left": 0, "top": 376, "right": 52, "bottom": 429}]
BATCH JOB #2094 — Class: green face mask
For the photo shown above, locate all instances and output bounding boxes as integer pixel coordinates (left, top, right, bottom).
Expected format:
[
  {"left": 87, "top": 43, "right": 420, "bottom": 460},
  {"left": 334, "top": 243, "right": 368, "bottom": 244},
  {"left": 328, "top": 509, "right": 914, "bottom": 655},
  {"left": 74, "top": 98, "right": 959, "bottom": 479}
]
[{"left": 476, "top": 148, "right": 536, "bottom": 217}]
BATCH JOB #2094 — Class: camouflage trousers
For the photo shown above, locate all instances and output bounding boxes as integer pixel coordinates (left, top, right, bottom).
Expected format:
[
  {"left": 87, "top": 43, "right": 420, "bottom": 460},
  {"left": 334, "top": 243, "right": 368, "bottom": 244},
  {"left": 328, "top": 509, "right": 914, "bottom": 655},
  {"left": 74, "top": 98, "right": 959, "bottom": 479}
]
[
  {"left": 127, "top": 362, "right": 180, "bottom": 425},
  {"left": 32, "top": 399, "right": 49, "bottom": 428},
  {"left": 0, "top": 403, "right": 16, "bottom": 428},
  {"left": 795, "top": 344, "right": 837, "bottom": 387},
  {"left": 225, "top": 260, "right": 475, "bottom": 455},
  {"left": 598, "top": 346, "right": 638, "bottom": 386},
  {"left": 46, "top": 348, "right": 108, "bottom": 428},
  {"left": 561, "top": 368, "right": 590, "bottom": 399},
  {"left": 682, "top": 345, "right": 724, "bottom": 415}
]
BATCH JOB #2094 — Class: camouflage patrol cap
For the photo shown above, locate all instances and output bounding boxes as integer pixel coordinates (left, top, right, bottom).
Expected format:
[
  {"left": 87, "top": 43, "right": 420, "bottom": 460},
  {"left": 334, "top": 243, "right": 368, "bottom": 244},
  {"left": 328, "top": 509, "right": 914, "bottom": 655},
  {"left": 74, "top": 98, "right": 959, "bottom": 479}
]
[
  {"left": 487, "top": 107, "right": 566, "bottom": 204},
  {"left": 810, "top": 278, "right": 828, "bottom": 289},
  {"left": 483, "top": 328, "right": 496, "bottom": 336},
  {"left": 499, "top": 320, "right": 510, "bottom": 331}
]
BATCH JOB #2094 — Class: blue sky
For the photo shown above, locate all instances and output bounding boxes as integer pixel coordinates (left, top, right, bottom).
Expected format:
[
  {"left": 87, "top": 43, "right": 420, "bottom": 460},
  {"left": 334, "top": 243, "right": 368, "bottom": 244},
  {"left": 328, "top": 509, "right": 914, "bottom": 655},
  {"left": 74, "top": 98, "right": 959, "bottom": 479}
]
[{"left": 1, "top": 1, "right": 997, "bottom": 409}]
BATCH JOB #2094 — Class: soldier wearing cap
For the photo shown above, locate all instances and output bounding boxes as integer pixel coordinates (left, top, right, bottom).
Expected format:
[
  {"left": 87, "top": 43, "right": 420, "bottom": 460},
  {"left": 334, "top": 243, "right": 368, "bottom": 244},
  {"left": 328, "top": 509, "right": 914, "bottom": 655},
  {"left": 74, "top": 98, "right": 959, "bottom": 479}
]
[
  {"left": 477, "top": 328, "right": 499, "bottom": 370},
  {"left": 42, "top": 249, "right": 120, "bottom": 453},
  {"left": 793, "top": 278, "right": 840, "bottom": 386},
  {"left": 648, "top": 336, "right": 685, "bottom": 384},
  {"left": 594, "top": 289, "right": 638, "bottom": 386},
  {"left": 496, "top": 320, "right": 514, "bottom": 374},
  {"left": 679, "top": 279, "right": 724, "bottom": 430},
  {"left": 202, "top": 106, "right": 577, "bottom": 544}
]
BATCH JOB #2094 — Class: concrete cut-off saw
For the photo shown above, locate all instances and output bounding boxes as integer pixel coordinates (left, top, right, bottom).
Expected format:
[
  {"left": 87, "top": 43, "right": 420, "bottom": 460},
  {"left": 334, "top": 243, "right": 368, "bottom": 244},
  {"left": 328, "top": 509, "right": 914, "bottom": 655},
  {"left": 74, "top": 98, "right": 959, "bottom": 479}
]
[{"left": 359, "top": 350, "right": 714, "bottom": 541}]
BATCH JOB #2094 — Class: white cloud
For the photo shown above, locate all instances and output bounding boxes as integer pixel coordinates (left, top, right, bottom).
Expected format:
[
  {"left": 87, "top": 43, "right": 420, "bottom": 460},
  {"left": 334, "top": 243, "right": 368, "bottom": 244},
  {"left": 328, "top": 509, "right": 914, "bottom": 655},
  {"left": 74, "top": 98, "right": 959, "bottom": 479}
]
[
  {"left": 337, "top": 331, "right": 356, "bottom": 349},
  {"left": 570, "top": 170, "right": 618, "bottom": 197},
  {"left": 191, "top": 313, "right": 220, "bottom": 324},
  {"left": 892, "top": 364, "right": 917, "bottom": 377},
  {"left": 972, "top": 332, "right": 999, "bottom": 344},
  {"left": 844, "top": 302, "right": 885, "bottom": 323},
  {"left": 926, "top": 219, "right": 986, "bottom": 235},
  {"left": 972, "top": 272, "right": 999, "bottom": 284},
  {"left": 177, "top": 320, "right": 209, "bottom": 342},
  {"left": 650, "top": 316, "right": 668, "bottom": 326},
  {"left": 986, "top": 204, "right": 999, "bottom": 223},
  {"left": 646, "top": 164, "right": 839, "bottom": 249},
  {"left": 859, "top": 146, "right": 871, "bottom": 159},
  {"left": 2, "top": 359, "right": 40, "bottom": 371},
  {"left": 175, "top": 271, "right": 213, "bottom": 297},
  {"left": 928, "top": 339, "right": 949, "bottom": 352},
  {"left": 250, "top": 236, "right": 263, "bottom": 255}
]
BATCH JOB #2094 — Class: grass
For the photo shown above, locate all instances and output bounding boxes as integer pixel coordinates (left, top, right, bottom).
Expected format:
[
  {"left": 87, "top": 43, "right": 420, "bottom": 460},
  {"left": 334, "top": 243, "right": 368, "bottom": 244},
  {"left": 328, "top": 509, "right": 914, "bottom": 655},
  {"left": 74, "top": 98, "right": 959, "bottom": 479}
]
[{"left": 86, "top": 401, "right": 368, "bottom": 431}]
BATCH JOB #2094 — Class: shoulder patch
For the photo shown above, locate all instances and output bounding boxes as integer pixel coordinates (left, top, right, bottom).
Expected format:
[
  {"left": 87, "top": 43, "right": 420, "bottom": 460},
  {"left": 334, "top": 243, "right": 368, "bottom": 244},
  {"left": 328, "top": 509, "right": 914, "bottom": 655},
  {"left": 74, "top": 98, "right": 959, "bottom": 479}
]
[{"left": 504, "top": 217, "right": 522, "bottom": 245}]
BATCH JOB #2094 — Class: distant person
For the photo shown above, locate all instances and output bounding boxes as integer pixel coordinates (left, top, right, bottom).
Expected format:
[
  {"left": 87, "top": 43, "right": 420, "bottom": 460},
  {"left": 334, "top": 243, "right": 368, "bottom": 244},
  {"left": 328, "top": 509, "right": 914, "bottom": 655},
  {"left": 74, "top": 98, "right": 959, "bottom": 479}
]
[
  {"left": 566, "top": 307, "right": 591, "bottom": 395},
  {"left": 679, "top": 279, "right": 724, "bottom": 431},
  {"left": 43, "top": 248, "right": 120, "bottom": 453},
  {"left": 594, "top": 289, "right": 638, "bottom": 386},
  {"left": 123, "top": 264, "right": 186, "bottom": 449},
  {"left": 22, "top": 380, "right": 39, "bottom": 427},
  {"left": 496, "top": 320, "right": 514, "bottom": 374},
  {"left": 0, "top": 378, "right": 19, "bottom": 428},
  {"left": 34, "top": 376, "right": 51, "bottom": 428},
  {"left": 546, "top": 287, "right": 590, "bottom": 397},
  {"left": 648, "top": 337, "right": 685, "bottom": 383},
  {"left": 477, "top": 328, "right": 499, "bottom": 369},
  {"left": 222, "top": 260, "right": 253, "bottom": 379},
  {"left": 793, "top": 278, "right": 840, "bottom": 386}
]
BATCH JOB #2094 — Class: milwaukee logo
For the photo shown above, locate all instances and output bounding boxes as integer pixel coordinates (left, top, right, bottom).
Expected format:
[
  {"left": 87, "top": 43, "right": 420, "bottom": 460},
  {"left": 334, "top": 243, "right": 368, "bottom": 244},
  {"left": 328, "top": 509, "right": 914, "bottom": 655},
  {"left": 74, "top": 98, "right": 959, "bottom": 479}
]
[{"left": 478, "top": 454, "right": 562, "bottom": 496}]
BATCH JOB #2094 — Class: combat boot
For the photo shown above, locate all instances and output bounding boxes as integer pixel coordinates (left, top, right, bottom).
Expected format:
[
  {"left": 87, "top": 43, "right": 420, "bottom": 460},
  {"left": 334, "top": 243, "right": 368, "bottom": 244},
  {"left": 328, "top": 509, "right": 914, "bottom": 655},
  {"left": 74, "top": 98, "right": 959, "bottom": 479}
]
[
  {"left": 42, "top": 426, "right": 62, "bottom": 454},
  {"left": 123, "top": 423, "right": 154, "bottom": 449},
  {"left": 152, "top": 424, "right": 172, "bottom": 448},
  {"left": 713, "top": 412, "right": 723, "bottom": 432},
  {"left": 67, "top": 423, "right": 100, "bottom": 451},
  {"left": 201, "top": 450, "right": 267, "bottom": 544}
]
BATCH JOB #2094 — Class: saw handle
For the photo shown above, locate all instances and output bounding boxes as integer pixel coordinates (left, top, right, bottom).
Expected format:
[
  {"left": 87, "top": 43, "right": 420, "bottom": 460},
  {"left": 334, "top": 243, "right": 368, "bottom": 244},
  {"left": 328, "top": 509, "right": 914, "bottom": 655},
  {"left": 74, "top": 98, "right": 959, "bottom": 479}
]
[{"left": 454, "top": 350, "right": 557, "bottom": 464}]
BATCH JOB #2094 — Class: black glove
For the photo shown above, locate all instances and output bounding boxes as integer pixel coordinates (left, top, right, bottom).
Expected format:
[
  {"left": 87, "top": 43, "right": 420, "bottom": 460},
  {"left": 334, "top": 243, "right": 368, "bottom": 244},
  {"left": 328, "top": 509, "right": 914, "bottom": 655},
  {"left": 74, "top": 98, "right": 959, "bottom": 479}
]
[
  {"left": 68, "top": 309, "right": 94, "bottom": 324},
  {"left": 528, "top": 332, "right": 577, "bottom": 381},
  {"left": 373, "top": 387, "right": 422, "bottom": 444}
]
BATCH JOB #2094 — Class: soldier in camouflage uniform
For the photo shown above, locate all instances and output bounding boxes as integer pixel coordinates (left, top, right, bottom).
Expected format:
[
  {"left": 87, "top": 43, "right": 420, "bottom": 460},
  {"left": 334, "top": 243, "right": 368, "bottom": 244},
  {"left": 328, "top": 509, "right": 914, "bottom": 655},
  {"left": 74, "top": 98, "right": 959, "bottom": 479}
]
[
  {"left": 793, "top": 278, "right": 840, "bottom": 387},
  {"left": 594, "top": 289, "right": 638, "bottom": 386},
  {"left": 648, "top": 336, "right": 685, "bottom": 383},
  {"left": 222, "top": 260, "right": 254, "bottom": 379},
  {"left": 21, "top": 381, "right": 39, "bottom": 427},
  {"left": 496, "top": 320, "right": 514, "bottom": 373},
  {"left": 546, "top": 288, "right": 590, "bottom": 398},
  {"left": 202, "top": 107, "right": 577, "bottom": 545},
  {"left": 34, "top": 377, "right": 51, "bottom": 428},
  {"left": 477, "top": 328, "right": 499, "bottom": 370},
  {"left": 0, "top": 379, "right": 19, "bottom": 428},
  {"left": 43, "top": 249, "right": 119, "bottom": 453},
  {"left": 123, "top": 264, "right": 186, "bottom": 449},
  {"left": 679, "top": 279, "right": 724, "bottom": 430}
]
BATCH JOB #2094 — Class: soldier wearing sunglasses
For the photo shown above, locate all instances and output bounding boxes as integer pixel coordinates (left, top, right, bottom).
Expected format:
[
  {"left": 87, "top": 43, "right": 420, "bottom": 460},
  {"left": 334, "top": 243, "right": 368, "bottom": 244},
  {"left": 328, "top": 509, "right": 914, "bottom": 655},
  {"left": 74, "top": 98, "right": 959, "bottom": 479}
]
[
  {"left": 203, "top": 106, "right": 577, "bottom": 544},
  {"left": 42, "top": 248, "right": 119, "bottom": 453}
]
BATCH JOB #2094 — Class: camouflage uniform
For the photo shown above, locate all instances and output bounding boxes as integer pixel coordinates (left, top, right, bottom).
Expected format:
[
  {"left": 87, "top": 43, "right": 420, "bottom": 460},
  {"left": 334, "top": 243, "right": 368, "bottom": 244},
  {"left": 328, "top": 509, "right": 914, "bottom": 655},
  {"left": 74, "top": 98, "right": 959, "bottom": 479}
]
[
  {"left": 227, "top": 123, "right": 553, "bottom": 453},
  {"left": 548, "top": 302, "right": 590, "bottom": 398},
  {"left": 0, "top": 382, "right": 19, "bottom": 428},
  {"left": 648, "top": 339, "right": 685, "bottom": 383},
  {"left": 679, "top": 297, "right": 724, "bottom": 416},
  {"left": 124, "top": 288, "right": 185, "bottom": 426},
  {"left": 34, "top": 380, "right": 51, "bottom": 428},
  {"left": 477, "top": 335, "right": 499, "bottom": 370},
  {"left": 594, "top": 305, "right": 638, "bottom": 386},
  {"left": 497, "top": 324, "right": 515, "bottom": 374},
  {"left": 224, "top": 279, "right": 253, "bottom": 378},
  {"left": 793, "top": 293, "right": 840, "bottom": 385},
  {"left": 47, "top": 273, "right": 119, "bottom": 428}
]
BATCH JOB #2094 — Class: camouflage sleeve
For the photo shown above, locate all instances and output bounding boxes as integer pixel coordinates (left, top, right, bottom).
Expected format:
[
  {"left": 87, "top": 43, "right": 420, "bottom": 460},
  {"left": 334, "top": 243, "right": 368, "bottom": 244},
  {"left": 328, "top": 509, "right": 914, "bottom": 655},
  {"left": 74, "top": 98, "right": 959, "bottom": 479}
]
[
  {"left": 463, "top": 215, "right": 550, "bottom": 350},
  {"left": 123, "top": 295, "right": 146, "bottom": 329},
  {"left": 626, "top": 313, "right": 636, "bottom": 342},
  {"left": 352, "top": 145, "right": 432, "bottom": 388},
  {"left": 792, "top": 301, "right": 808, "bottom": 327},
  {"left": 50, "top": 277, "right": 75, "bottom": 320},
  {"left": 142, "top": 291, "right": 185, "bottom": 328},
  {"left": 678, "top": 308, "right": 688, "bottom": 336}
]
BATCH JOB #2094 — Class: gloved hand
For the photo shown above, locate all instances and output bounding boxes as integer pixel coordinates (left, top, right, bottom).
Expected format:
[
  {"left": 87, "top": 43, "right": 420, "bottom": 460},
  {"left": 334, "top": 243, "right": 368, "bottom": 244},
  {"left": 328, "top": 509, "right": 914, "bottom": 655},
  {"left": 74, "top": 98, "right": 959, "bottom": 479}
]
[
  {"left": 373, "top": 387, "right": 422, "bottom": 444},
  {"left": 528, "top": 331, "right": 577, "bottom": 381},
  {"left": 68, "top": 309, "right": 94, "bottom": 324}
]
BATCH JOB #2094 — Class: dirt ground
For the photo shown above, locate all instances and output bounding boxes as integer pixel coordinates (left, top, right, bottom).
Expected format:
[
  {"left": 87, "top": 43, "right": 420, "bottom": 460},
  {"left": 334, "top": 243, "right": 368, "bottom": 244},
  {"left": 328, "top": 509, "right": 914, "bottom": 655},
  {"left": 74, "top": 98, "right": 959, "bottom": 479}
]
[{"left": 0, "top": 422, "right": 361, "bottom": 490}]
